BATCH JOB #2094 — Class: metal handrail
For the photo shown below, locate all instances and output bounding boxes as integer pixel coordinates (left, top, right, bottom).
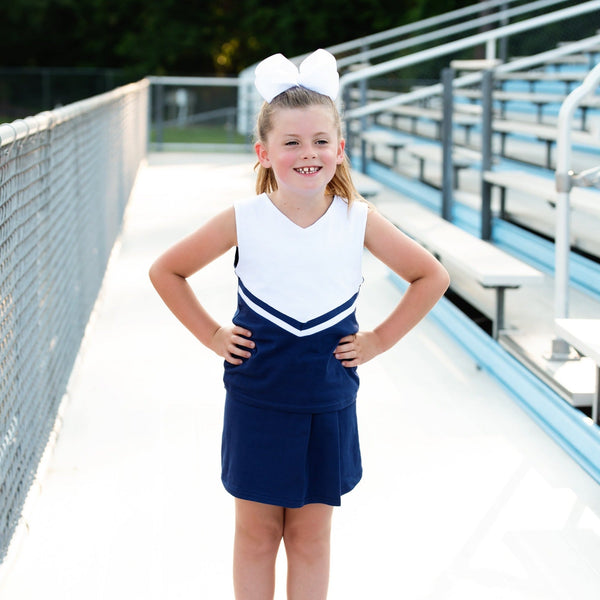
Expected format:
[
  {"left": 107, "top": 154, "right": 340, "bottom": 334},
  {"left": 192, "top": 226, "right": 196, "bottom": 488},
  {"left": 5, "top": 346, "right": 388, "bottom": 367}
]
[
  {"left": 552, "top": 62, "right": 600, "bottom": 357},
  {"left": 571, "top": 165, "right": 600, "bottom": 187},
  {"left": 322, "top": 0, "right": 519, "bottom": 58},
  {"left": 343, "top": 33, "right": 600, "bottom": 126},
  {"left": 0, "top": 80, "right": 150, "bottom": 146},
  {"left": 147, "top": 75, "right": 240, "bottom": 87},
  {"left": 335, "top": 0, "right": 571, "bottom": 69},
  {"left": 342, "top": 0, "right": 600, "bottom": 120}
]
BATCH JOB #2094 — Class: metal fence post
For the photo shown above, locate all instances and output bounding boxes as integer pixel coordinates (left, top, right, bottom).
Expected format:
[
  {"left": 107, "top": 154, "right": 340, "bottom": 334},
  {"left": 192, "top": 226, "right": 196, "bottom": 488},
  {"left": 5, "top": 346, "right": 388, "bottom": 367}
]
[
  {"left": 154, "top": 83, "right": 164, "bottom": 151},
  {"left": 499, "top": 1, "right": 509, "bottom": 63},
  {"left": 480, "top": 69, "right": 494, "bottom": 240},
  {"left": 343, "top": 85, "right": 355, "bottom": 166},
  {"left": 441, "top": 67, "right": 455, "bottom": 221}
]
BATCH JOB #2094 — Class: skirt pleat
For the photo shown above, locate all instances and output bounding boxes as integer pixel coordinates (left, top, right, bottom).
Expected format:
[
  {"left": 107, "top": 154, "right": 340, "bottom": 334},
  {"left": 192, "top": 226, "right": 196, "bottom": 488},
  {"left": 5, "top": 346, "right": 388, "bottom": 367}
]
[{"left": 221, "top": 395, "right": 362, "bottom": 508}]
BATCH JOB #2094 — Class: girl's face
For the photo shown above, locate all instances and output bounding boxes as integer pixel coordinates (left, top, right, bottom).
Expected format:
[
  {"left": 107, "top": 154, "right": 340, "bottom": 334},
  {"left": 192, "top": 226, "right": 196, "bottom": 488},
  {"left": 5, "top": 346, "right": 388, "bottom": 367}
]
[{"left": 255, "top": 105, "right": 345, "bottom": 200}]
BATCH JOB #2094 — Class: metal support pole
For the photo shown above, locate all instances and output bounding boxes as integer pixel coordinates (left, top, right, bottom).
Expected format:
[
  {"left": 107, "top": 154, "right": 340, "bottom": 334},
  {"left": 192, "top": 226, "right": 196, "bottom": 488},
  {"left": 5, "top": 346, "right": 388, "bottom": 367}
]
[
  {"left": 343, "top": 84, "right": 356, "bottom": 166},
  {"left": 486, "top": 38, "right": 496, "bottom": 61},
  {"left": 360, "top": 138, "right": 367, "bottom": 173},
  {"left": 493, "top": 286, "right": 507, "bottom": 340},
  {"left": 441, "top": 68, "right": 455, "bottom": 221},
  {"left": 359, "top": 54, "right": 369, "bottom": 137},
  {"left": 480, "top": 70, "right": 494, "bottom": 240},
  {"left": 550, "top": 186, "right": 573, "bottom": 359},
  {"left": 550, "top": 61, "right": 600, "bottom": 360},
  {"left": 154, "top": 83, "right": 165, "bottom": 151},
  {"left": 499, "top": 1, "right": 509, "bottom": 63},
  {"left": 359, "top": 46, "right": 370, "bottom": 140}
]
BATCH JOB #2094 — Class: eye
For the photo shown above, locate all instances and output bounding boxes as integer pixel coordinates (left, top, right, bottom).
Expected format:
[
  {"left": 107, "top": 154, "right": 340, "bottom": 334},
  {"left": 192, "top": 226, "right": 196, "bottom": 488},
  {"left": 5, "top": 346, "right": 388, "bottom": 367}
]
[
  {"left": 316, "top": 139, "right": 329, "bottom": 145},
  {"left": 285, "top": 140, "right": 299, "bottom": 146}
]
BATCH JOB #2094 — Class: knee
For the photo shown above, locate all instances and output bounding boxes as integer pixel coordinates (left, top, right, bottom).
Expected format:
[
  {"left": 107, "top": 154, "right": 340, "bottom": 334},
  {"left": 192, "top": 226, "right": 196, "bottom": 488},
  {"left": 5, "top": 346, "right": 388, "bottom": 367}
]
[
  {"left": 283, "top": 517, "right": 331, "bottom": 561},
  {"left": 235, "top": 513, "right": 283, "bottom": 557}
]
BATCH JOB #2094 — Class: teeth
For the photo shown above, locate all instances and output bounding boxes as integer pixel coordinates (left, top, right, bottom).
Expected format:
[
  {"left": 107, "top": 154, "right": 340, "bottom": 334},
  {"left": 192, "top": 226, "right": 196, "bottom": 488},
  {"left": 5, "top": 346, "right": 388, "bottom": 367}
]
[{"left": 296, "top": 167, "right": 320, "bottom": 174}]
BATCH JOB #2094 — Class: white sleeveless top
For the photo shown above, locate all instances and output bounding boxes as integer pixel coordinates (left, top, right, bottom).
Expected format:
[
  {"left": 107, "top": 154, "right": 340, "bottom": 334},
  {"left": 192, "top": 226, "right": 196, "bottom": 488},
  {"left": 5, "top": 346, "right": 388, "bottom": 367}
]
[{"left": 224, "top": 193, "right": 368, "bottom": 412}]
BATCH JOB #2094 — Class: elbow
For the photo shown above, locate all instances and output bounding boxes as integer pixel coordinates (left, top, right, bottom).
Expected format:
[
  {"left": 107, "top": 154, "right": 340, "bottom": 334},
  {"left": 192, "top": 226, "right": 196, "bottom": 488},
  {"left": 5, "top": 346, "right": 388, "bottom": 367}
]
[
  {"left": 149, "top": 259, "right": 186, "bottom": 292},
  {"left": 148, "top": 261, "right": 158, "bottom": 286},
  {"left": 148, "top": 260, "right": 164, "bottom": 290},
  {"left": 439, "top": 264, "right": 451, "bottom": 295},
  {"left": 435, "top": 263, "right": 451, "bottom": 299}
]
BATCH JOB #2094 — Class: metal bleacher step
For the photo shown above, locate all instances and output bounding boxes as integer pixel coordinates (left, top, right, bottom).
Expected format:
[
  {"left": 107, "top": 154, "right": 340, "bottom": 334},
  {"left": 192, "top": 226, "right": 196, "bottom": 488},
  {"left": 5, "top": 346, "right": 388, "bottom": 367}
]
[{"left": 501, "top": 330, "right": 598, "bottom": 410}]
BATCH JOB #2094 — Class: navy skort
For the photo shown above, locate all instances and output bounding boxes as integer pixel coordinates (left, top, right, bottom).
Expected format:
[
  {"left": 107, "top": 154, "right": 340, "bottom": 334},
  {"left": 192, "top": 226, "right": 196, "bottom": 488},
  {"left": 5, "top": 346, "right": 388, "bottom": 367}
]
[{"left": 221, "top": 395, "right": 362, "bottom": 508}]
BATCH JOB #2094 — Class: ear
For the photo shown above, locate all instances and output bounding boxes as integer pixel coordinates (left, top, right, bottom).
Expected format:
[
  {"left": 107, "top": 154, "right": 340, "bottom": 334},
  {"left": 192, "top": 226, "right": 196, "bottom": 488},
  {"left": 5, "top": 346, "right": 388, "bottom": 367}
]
[
  {"left": 255, "top": 141, "right": 271, "bottom": 168},
  {"left": 336, "top": 138, "right": 346, "bottom": 164}
]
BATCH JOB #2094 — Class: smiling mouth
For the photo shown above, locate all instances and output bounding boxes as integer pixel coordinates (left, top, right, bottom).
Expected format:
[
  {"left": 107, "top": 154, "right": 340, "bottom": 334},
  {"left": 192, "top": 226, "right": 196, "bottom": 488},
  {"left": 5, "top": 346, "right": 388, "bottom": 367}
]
[{"left": 294, "top": 166, "right": 321, "bottom": 174}]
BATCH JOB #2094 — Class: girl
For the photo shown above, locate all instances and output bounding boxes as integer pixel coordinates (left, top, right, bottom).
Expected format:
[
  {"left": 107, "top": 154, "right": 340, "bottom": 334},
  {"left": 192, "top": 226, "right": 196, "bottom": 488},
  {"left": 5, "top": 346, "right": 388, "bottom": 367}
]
[{"left": 149, "top": 49, "right": 449, "bottom": 600}]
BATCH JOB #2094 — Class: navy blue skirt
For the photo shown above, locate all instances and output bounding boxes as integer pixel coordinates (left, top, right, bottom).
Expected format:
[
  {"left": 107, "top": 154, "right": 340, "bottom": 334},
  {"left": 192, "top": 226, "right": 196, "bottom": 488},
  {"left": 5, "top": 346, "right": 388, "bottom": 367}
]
[{"left": 221, "top": 395, "right": 362, "bottom": 508}]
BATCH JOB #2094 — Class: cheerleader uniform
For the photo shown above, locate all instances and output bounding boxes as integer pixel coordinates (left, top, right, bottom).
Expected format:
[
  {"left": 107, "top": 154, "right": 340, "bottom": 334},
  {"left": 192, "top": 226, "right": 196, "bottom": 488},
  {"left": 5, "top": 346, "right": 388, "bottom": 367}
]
[{"left": 221, "top": 193, "right": 368, "bottom": 508}]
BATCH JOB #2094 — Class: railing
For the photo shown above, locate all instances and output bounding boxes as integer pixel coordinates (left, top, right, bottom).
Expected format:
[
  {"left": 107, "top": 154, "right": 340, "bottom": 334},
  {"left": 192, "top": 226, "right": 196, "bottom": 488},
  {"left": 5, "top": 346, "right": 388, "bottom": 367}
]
[
  {"left": 333, "top": 0, "right": 573, "bottom": 69},
  {"left": 343, "top": 29, "right": 600, "bottom": 238},
  {"left": 341, "top": 0, "right": 600, "bottom": 121},
  {"left": 0, "top": 79, "right": 148, "bottom": 563},
  {"left": 148, "top": 75, "right": 250, "bottom": 152},
  {"left": 339, "top": 2, "right": 600, "bottom": 218},
  {"left": 551, "top": 62, "right": 600, "bottom": 358},
  {"left": 471, "top": 34, "right": 600, "bottom": 238},
  {"left": 314, "top": 0, "right": 522, "bottom": 61}
]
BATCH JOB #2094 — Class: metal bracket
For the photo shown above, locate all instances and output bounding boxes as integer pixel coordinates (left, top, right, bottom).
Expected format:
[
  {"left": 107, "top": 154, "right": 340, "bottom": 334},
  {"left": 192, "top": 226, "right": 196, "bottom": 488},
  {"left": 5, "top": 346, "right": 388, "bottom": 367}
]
[
  {"left": 545, "top": 337, "right": 581, "bottom": 362},
  {"left": 555, "top": 171, "right": 572, "bottom": 193},
  {"left": 570, "top": 165, "right": 600, "bottom": 188}
]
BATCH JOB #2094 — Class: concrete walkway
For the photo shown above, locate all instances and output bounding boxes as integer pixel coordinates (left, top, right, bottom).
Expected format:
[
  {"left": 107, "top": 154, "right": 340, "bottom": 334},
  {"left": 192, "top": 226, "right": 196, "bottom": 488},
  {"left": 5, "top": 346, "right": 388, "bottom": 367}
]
[{"left": 1, "top": 153, "right": 599, "bottom": 600}]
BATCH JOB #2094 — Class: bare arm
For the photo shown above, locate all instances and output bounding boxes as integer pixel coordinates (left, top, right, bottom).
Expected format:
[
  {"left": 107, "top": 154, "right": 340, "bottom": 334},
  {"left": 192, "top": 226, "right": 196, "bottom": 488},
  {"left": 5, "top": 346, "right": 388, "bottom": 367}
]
[
  {"left": 148, "top": 206, "right": 254, "bottom": 365},
  {"left": 334, "top": 206, "right": 450, "bottom": 366}
]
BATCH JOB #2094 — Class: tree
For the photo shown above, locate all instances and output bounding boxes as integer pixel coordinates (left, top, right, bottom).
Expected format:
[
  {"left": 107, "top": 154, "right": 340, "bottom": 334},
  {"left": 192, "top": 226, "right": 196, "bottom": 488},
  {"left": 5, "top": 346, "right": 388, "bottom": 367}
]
[{"left": 0, "top": 0, "right": 420, "bottom": 76}]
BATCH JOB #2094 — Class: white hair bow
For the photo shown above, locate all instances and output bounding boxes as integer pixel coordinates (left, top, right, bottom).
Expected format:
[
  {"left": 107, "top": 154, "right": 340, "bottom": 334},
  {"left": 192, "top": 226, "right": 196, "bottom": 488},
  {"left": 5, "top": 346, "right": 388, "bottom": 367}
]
[{"left": 254, "top": 49, "right": 339, "bottom": 103}]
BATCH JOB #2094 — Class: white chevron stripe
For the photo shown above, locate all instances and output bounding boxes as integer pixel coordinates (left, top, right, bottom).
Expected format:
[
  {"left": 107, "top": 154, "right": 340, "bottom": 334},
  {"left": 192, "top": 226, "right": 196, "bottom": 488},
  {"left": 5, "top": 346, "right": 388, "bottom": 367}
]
[{"left": 238, "top": 288, "right": 358, "bottom": 337}]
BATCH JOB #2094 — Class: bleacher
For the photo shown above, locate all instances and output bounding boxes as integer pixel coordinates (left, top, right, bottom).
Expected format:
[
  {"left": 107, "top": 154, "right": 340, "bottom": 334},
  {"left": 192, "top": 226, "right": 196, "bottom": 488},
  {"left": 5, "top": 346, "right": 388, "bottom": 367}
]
[{"left": 341, "top": 15, "right": 600, "bottom": 430}]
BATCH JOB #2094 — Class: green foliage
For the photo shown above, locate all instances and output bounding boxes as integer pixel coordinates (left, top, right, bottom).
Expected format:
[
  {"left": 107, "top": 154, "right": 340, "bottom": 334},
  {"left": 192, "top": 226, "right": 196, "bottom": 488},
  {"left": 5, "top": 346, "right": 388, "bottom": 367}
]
[
  {"left": 1, "top": 0, "right": 597, "bottom": 78},
  {"left": 217, "top": 0, "right": 419, "bottom": 72},
  {"left": 0, "top": 0, "right": 420, "bottom": 76}
]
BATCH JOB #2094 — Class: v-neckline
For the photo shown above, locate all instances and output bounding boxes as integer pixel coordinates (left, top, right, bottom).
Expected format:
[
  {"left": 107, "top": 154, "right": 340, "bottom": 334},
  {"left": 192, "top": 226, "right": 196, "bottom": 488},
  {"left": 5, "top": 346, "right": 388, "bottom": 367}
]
[{"left": 263, "top": 193, "right": 336, "bottom": 230}]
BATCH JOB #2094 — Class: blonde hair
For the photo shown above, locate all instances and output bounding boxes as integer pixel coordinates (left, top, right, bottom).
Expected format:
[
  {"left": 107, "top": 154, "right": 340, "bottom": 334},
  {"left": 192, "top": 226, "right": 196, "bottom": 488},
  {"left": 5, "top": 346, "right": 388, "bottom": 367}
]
[{"left": 254, "top": 86, "right": 363, "bottom": 205}]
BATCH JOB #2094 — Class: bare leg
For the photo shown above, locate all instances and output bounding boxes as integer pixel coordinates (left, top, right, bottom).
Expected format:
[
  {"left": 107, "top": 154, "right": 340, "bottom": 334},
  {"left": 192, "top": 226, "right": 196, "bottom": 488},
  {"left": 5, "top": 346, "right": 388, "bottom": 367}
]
[
  {"left": 283, "top": 503, "right": 333, "bottom": 600},
  {"left": 233, "top": 499, "right": 284, "bottom": 600}
]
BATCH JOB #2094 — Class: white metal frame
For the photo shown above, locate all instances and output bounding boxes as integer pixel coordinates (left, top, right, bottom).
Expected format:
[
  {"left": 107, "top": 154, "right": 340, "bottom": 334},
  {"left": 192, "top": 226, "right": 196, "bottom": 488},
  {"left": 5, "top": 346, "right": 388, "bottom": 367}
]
[{"left": 552, "top": 63, "right": 600, "bottom": 357}]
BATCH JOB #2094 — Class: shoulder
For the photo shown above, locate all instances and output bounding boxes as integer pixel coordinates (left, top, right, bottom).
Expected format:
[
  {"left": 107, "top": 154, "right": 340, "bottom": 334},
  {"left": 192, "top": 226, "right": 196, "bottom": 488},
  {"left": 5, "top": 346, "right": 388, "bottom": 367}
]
[
  {"left": 364, "top": 201, "right": 389, "bottom": 226},
  {"left": 364, "top": 203, "right": 410, "bottom": 250},
  {"left": 364, "top": 204, "right": 445, "bottom": 279},
  {"left": 334, "top": 195, "right": 369, "bottom": 222},
  {"left": 235, "top": 193, "right": 268, "bottom": 215},
  {"left": 350, "top": 197, "right": 370, "bottom": 214},
  {"left": 192, "top": 204, "right": 237, "bottom": 249}
]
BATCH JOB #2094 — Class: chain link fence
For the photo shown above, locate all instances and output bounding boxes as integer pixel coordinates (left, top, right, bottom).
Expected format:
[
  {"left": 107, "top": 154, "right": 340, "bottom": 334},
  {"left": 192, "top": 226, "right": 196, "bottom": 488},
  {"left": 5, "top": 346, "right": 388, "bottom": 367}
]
[{"left": 0, "top": 79, "right": 148, "bottom": 563}]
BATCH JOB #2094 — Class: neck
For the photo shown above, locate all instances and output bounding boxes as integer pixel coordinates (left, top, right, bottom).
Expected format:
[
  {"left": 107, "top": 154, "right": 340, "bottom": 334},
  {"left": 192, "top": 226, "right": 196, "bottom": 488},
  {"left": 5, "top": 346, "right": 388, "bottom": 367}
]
[
  {"left": 267, "top": 190, "right": 334, "bottom": 228},
  {"left": 269, "top": 188, "right": 330, "bottom": 207}
]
